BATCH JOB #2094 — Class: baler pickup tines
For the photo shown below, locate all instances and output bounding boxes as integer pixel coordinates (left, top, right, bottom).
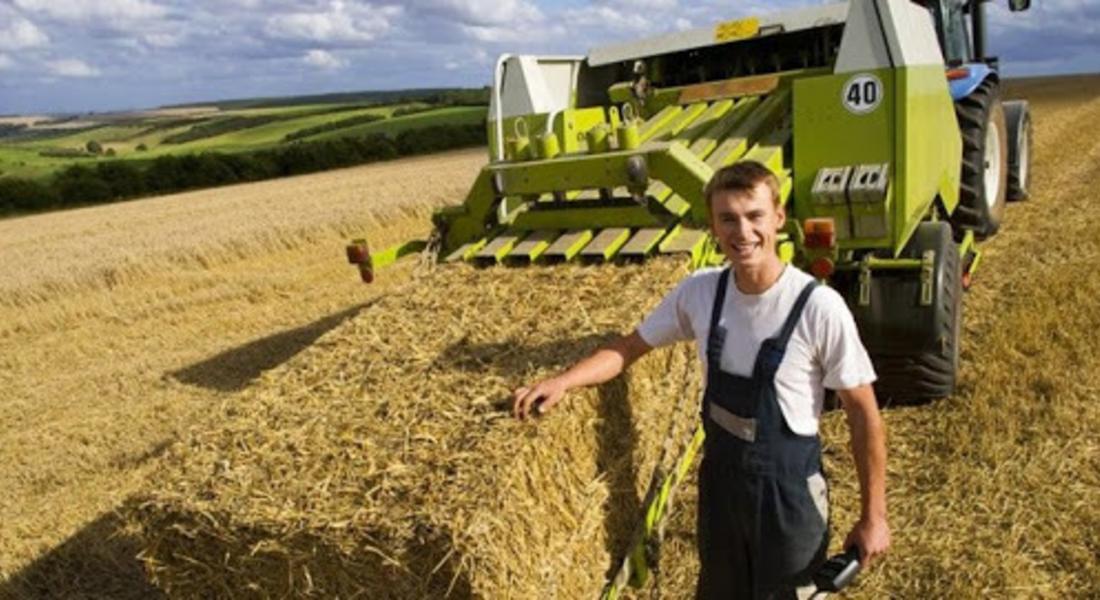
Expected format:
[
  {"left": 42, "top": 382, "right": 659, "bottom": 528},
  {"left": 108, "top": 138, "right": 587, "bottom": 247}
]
[{"left": 433, "top": 86, "right": 793, "bottom": 267}]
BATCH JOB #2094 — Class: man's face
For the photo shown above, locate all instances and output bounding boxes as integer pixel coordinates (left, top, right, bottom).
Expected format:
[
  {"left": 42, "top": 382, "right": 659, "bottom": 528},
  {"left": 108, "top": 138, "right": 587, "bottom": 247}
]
[{"left": 708, "top": 182, "right": 785, "bottom": 271}]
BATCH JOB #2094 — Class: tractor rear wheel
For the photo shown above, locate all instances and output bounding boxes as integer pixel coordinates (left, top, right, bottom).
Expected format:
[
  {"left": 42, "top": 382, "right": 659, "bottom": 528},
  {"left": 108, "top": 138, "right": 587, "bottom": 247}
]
[
  {"left": 847, "top": 222, "right": 962, "bottom": 404},
  {"left": 950, "top": 79, "right": 1008, "bottom": 240},
  {"left": 1004, "top": 99, "right": 1032, "bottom": 201}
]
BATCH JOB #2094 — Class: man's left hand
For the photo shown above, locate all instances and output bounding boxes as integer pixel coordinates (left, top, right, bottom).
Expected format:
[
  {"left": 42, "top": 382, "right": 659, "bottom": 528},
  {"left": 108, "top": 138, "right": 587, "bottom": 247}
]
[{"left": 844, "top": 515, "right": 890, "bottom": 566}]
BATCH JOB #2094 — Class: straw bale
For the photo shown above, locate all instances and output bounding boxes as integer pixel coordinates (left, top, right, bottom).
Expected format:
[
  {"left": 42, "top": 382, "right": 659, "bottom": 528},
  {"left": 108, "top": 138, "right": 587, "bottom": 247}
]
[{"left": 133, "top": 259, "right": 703, "bottom": 598}]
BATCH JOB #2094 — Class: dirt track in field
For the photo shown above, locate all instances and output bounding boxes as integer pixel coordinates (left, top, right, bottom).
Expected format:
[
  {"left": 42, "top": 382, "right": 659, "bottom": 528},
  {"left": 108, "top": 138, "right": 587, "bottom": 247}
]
[{"left": 1, "top": 76, "right": 1099, "bottom": 598}]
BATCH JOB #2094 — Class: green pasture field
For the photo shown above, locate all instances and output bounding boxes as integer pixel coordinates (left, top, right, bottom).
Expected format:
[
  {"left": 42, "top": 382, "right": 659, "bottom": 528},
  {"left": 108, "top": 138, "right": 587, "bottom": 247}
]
[
  {"left": 0, "top": 103, "right": 485, "bottom": 180},
  {"left": 308, "top": 106, "right": 487, "bottom": 141}
]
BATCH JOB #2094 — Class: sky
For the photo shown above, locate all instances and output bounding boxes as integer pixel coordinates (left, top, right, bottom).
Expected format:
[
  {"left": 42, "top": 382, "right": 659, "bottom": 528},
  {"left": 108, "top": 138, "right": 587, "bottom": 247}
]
[{"left": 0, "top": 0, "right": 1097, "bottom": 115}]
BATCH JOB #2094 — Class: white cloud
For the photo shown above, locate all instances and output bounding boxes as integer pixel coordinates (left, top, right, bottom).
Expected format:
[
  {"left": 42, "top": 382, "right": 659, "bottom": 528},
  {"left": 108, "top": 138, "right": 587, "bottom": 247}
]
[
  {"left": 414, "top": 0, "right": 543, "bottom": 27},
  {"left": 142, "top": 32, "right": 183, "bottom": 48},
  {"left": 12, "top": 0, "right": 167, "bottom": 22},
  {"left": 563, "top": 5, "right": 653, "bottom": 35},
  {"left": 46, "top": 58, "right": 100, "bottom": 77},
  {"left": 302, "top": 48, "right": 346, "bottom": 70},
  {"left": 1, "top": 0, "right": 1097, "bottom": 114},
  {"left": 265, "top": 2, "right": 401, "bottom": 45},
  {"left": 0, "top": 17, "right": 50, "bottom": 51}
]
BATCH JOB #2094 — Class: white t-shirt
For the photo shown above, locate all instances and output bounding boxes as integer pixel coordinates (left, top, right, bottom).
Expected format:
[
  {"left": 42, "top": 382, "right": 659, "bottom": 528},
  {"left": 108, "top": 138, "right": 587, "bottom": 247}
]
[{"left": 637, "top": 265, "right": 876, "bottom": 435}]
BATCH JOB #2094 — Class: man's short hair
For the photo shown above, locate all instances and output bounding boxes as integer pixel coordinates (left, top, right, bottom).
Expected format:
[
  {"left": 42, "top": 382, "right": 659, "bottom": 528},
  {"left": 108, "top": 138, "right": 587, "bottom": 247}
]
[{"left": 703, "top": 161, "right": 781, "bottom": 214}]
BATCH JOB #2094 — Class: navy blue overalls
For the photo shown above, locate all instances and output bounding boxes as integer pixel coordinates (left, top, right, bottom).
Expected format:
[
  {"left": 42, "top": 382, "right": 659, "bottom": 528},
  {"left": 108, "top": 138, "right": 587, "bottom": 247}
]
[{"left": 696, "top": 268, "right": 829, "bottom": 599}]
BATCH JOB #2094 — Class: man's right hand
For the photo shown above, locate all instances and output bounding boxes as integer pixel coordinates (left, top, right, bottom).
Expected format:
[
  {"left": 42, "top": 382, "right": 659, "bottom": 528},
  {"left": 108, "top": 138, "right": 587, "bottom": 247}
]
[
  {"left": 511, "top": 331, "right": 653, "bottom": 421},
  {"left": 513, "top": 378, "right": 568, "bottom": 420}
]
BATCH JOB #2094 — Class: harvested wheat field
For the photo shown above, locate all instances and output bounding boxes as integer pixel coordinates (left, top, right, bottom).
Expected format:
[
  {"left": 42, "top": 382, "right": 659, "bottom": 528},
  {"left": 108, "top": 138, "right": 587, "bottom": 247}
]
[
  {"left": 2, "top": 76, "right": 1100, "bottom": 599},
  {"left": 132, "top": 261, "right": 701, "bottom": 598},
  {"left": 0, "top": 149, "right": 484, "bottom": 598}
]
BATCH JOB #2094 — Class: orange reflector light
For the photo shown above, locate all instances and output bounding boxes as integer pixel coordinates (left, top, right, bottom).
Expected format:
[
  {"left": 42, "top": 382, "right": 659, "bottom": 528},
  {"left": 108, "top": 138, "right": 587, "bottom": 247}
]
[
  {"left": 803, "top": 218, "right": 836, "bottom": 249},
  {"left": 810, "top": 256, "right": 835, "bottom": 279},
  {"left": 946, "top": 67, "right": 971, "bottom": 81}
]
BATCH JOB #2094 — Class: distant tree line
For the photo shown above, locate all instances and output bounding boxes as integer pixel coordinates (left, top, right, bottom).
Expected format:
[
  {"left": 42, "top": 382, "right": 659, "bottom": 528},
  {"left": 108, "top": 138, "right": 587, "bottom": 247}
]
[
  {"left": 0, "top": 122, "right": 486, "bottom": 215},
  {"left": 417, "top": 89, "right": 491, "bottom": 106}
]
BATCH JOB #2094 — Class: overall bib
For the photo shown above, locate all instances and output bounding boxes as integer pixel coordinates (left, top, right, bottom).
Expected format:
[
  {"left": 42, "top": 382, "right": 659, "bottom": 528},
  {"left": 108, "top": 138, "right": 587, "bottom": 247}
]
[{"left": 696, "top": 269, "right": 829, "bottom": 599}]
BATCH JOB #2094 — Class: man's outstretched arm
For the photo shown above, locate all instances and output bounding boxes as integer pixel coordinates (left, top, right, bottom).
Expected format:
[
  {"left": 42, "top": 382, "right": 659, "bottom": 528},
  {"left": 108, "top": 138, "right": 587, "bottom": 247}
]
[
  {"left": 512, "top": 331, "right": 653, "bottom": 420},
  {"left": 837, "top": 383, "right": 890, "bottom": 565}
]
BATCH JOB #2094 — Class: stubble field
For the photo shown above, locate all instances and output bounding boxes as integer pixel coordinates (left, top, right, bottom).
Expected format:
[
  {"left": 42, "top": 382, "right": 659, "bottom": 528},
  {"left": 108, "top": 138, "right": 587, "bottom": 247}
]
[{"left": 1, "top": 75, "right": 1098, "bottom": 598}]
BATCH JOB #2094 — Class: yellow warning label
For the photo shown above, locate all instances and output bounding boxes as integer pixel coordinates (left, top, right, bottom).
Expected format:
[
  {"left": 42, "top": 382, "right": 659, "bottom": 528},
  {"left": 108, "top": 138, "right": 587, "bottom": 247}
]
[{"left": 714, "top": 17, "right": 760, "bottom": 43}]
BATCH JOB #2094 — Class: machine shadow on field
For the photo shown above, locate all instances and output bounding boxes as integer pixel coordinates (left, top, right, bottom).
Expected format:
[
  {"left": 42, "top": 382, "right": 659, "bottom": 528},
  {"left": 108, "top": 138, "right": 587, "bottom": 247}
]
[
  {"left": 0, "top": 504, "right": 161, "bottom": 600},
  {"left": 435, "top": 333, "right": 643, "bottom": 576},
  {"left": 171, "top": 301, "right": 378, "bottom": 392}
]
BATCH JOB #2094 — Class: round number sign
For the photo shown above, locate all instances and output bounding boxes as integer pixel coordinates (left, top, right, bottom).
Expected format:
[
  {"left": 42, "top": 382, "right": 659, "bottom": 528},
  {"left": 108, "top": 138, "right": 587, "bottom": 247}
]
[{"left": 842, "top": 74, "right": 883, "bottom": 115}]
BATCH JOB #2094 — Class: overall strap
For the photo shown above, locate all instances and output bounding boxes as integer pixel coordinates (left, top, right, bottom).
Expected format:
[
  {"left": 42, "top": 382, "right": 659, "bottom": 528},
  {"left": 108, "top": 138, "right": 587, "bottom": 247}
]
[
  {"left": 773, "top": 281, "right": 819, "bottom": 351},
  {"left": 751, "top": 280, "right": 818, "bottom": 380},
  {"left": 706, "top": 268, "right": 731, "bottom": 366}
]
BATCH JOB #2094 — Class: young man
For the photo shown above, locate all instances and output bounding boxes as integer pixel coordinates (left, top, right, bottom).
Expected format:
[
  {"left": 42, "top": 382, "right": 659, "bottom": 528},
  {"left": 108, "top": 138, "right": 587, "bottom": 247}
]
[{"left": 513, "top": 161, "right": 889, "bottom": 597}]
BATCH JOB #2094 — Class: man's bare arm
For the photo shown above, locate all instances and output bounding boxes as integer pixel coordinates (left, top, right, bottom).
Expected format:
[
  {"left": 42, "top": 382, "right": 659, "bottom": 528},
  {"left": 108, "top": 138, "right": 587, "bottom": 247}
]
[
  {"left": 512, "top": 331, "right": 653, "bottom": 420},
  {"left": 837, "top": 383, "right": 890, "bottom": 565}
]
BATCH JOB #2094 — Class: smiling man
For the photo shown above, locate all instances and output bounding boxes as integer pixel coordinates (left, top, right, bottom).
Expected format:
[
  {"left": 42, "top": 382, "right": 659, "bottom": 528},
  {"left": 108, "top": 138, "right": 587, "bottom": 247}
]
[{"left": 513, "top": 161, "right": 889, "bottom": 598}]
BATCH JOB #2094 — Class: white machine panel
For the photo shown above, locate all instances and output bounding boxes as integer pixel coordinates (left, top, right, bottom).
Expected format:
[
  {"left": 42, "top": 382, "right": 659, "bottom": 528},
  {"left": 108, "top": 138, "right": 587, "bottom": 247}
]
[
  {"left": 491, "top": 55, "right": 581, "bottom": 119},
  {"left": 836, "top": 0, "right": 945, "bottom": 72}
]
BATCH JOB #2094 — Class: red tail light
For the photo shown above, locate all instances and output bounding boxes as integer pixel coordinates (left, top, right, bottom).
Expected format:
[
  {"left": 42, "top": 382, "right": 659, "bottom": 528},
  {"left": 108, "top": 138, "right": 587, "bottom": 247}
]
[
  {"left": 810, "top": 256, "right": 835, "bottom": 279},
  {"left": 803, "top": 218, "right": 836, "bottom": 249}
]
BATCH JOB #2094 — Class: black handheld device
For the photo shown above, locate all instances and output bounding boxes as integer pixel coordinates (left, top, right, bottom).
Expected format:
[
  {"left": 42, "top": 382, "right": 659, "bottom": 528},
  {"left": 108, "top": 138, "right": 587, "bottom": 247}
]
[{"left": 812, "top": 546, "right": 862, "bottom": 592}]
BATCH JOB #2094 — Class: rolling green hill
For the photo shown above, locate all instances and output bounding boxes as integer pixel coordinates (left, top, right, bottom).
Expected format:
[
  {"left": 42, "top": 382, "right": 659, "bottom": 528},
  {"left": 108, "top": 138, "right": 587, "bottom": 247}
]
[{"left": 0, "top": 100, "right": 486, "bottom": 181}]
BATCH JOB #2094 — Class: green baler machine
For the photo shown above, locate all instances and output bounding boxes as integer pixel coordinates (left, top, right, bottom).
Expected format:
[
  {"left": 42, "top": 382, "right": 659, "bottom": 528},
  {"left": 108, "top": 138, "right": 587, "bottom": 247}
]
[
  {"left": 351, "top": 0, "right": 1030, "bottom": 404},
  {"left": 344, "top": 0, "right": 1032, "bottom": 592}
]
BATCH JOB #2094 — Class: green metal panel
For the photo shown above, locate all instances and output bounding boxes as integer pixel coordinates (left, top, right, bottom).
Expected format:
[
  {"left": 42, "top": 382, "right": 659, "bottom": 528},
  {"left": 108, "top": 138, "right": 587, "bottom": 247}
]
[
  {"left": 507, "top": 229, "right": 558, "bottom": 262},
  {"left": 557, "top": 107, "right": 609, "bottom": 153},
  {"left": 489, "top": 107, "right": 612, "bottom": 160},
  {"left": 647, "top": 102, "right": 708, "bottom": 141},
  {"left": 705, "top": 89, "right": 789, "bottom": 170},
  {"left": 443, "top": 238, "right": 487, "bottom": 263},
  {"left": 372, "top": 239, "right": 428, "bottom": 269},
  {"left": 491, "top": 151, "right": 639, "bottom": 194},
  {"left": 488, "top": 114, "right": 548, "bottom": 161},
  {"left": 650, "top": 98, "right": 755, "bottom": 218},
  {"left": 619, "top": 227, "right": 669, "bottom": 256},
  {"left": 688, "top": 97, "right": 756, "bottom": 158},
  {"left": 649, "top": 142, "right": 715, "bottom": 223},
  {"left": 659, "top": 225, "right": 708, "bottom": 256},
  {"left": 792, "top": 67, "right": 961, "bottom": 257},
  {"left": 512, "top": 204, "right": 669, "bottom": 230},
  {"left": 581, "top": 228, "right": 632, "bottom": 260},
  {"left": 638, "top": 105, "right": 683, "bottom": 142},
  {"left": 544, "top": 229, "right": 594, "bottom": 261},
  {"left": 475, "top": 232, "right": 523, "bottom": 262},
  {"left": 436, "top": 169, "right": 497, "bottom": 254},
  {"left": 894, "top": 65, "right": 962, "bottom": 256},
  {"left": 647, "top": 99, "right": 738, "bottom": 214},
  {"left": 792, "top": 70, "right": 895, "bottom": 250},
  {"left": 741, "top": 127, "right": 789, "bottom": 176}
]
